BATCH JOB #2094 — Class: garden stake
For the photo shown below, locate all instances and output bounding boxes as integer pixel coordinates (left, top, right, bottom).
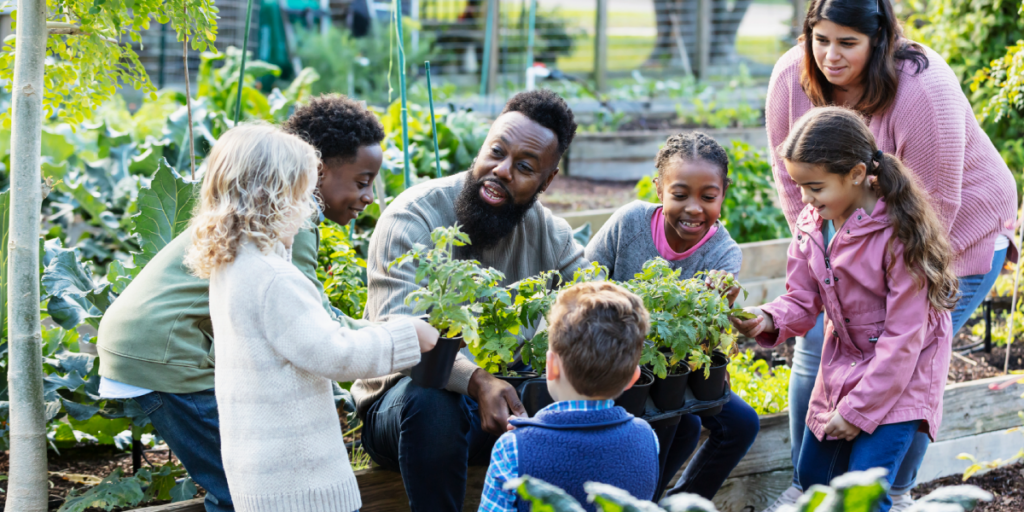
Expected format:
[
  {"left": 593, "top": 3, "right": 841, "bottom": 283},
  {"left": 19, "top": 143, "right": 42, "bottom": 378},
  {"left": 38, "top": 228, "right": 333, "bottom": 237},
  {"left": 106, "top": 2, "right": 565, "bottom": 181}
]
[
  {"left": 1006, "top": 205, "right": 1024, "bottom": 374},
  {"left": 425, "top": 61, "right": 443, "bottom": 179},
  {"left": 394, "top": 0, "right": 412, "bottom": 188},
  {"left": 348, "top": 219, "right": 355, "bottom": 243},
  {"left": 183, "top": 4, "right": 196, "bottom": 180},
  {"left": 480, "top": 0, "right": 495, "bottom": 97},
  {"left": 234, "top": 0, "right": 256, "bottom": 124},
  {"left": 526, "top": 0, "right": 537, "bottom": 72}
]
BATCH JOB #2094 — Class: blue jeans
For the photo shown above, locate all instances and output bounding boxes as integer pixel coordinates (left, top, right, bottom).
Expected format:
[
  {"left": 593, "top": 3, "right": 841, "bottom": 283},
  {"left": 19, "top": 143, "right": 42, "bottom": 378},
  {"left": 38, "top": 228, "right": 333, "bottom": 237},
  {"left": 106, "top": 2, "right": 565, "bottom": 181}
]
[
  {"left": 788, "top": 247, "right": 1007, "bottom": 492},
  {"left": 133, "top": 390, "right": 233, "bottom": 512},
  {"left": 660, "top": 392, "right": 760, "bottom": 501},
  {"left": 360, "top": 377, "right": 497, "bottom": 512},
  {"left": 797, "top": 421, "right": 921, "bottom": 512}
]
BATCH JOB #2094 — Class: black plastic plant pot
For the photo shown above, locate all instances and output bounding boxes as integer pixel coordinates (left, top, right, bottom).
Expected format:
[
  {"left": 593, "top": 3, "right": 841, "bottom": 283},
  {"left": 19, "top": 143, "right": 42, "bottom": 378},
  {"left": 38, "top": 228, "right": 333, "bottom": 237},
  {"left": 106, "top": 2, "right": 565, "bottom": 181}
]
[
  {"left": 650, "top": 364, "right": 690, "bottom": 411},
  {"left": 410, "top": 335, "right": 463, "bottom": 389},
  {"left": 688, "top": 351, "right": 730, "bottom": 402},
  {"left": 495, "top": 371, "right": 541, "bottom": 390},
  {"left": 520, "top": 377, "right": 554, "bottom": 417},
  {"left": 615, "top": 367, "right": 654, "bottom": 417}
]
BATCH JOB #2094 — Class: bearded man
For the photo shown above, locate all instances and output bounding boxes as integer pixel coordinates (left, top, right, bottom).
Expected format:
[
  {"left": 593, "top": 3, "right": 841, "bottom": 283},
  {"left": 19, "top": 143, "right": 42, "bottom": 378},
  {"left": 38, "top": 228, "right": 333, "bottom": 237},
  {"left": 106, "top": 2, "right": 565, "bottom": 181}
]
[{"left": 352, "top": 90, "right": 586, "bottom": 511}]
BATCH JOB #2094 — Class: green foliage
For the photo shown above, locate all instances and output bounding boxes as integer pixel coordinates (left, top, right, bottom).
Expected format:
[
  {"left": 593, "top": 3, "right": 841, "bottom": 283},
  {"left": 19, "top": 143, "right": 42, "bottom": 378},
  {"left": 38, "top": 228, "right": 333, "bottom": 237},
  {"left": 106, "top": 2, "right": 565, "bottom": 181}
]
[
  {"left": 58, "top": 463, "right": 195, "bottom": 512},
  {"left": 505, "top": 472, "right": 990, "bottom": 512},
  {"left": 0, "top": 0, "right": 217, "bottom": 126},
  {"left": 677, "top": 99, "right": 760, "bottom": 130},
  {"left": 295, "top": 25, "right": 433, "bottom": 106},
  {"left": 635, "top": 141, "right": 787, "bottom": 244},
  {"left": 317, "top": 222, "right": 367, "bottom": 320},
  {"left": 375, "top": 100, "right": 488, "bottom": 182},
  {"left": 390, "top": 225, "right": 505, "bottom": 344},
  {"left": 624, "top": 259, "right": 742, "bottom": 378},
  {"left": 727, "top": 350, "right": 790, "bottom": 415},
  {"left": 131, "top": 166, "right": 198, "bottom": 267},
  {"left": 474, "top": 270, "right": 560, "bottom": 376}
]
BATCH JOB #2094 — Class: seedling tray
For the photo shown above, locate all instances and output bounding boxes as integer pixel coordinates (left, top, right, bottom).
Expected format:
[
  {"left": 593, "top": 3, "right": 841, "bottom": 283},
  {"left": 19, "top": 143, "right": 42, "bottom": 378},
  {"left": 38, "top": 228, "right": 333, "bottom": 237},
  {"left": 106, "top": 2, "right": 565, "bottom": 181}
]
[{"left": 640, "top": 381, "right": 731, "bottom": 422}]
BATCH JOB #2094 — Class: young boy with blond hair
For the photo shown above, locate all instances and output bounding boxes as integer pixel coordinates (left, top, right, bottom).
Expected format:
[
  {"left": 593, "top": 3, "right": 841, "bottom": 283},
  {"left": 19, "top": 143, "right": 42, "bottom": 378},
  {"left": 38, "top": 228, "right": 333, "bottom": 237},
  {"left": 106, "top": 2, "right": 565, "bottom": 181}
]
[{"left": 479, "top": 281, "right": 659, "bottom": 511}]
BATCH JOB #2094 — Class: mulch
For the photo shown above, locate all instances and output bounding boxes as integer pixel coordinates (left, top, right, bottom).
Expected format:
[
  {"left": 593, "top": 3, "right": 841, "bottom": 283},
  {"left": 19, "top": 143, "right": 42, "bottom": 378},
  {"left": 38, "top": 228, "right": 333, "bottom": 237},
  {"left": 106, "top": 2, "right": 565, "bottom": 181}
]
[{"left": 912, "top": 461, "right": 1024, "bottom": 512}]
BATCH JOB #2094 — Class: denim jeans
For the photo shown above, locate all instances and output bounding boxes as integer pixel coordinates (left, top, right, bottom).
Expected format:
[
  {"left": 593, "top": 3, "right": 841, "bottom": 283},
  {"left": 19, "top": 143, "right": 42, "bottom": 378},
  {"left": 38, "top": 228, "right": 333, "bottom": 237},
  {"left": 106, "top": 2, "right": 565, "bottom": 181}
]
[
  {"left": 133, "top": 390, "right": 233, "bottom": 512},
  {"left": 788, "top": 247, "right": 1007, "bottom": 492},
  {"left": 797, "top": 421, "right": 921, "bottom": 512},
  {"left": 360, "top": 377, "right": 497, "bottom": 512},
  {"left": 659, "top": 392, "right": 760, "bottom": 501}
]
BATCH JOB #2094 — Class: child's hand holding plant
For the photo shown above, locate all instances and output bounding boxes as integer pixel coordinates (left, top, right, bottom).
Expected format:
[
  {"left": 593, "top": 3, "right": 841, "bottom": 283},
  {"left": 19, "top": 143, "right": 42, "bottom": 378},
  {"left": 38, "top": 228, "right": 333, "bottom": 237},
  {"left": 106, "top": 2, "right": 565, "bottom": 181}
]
[
  {"left": 730, "top": 307, "right": 774, "bottom": 338},
  {"left": 703, "top": 269, "right": 742, "bottom": 306}
]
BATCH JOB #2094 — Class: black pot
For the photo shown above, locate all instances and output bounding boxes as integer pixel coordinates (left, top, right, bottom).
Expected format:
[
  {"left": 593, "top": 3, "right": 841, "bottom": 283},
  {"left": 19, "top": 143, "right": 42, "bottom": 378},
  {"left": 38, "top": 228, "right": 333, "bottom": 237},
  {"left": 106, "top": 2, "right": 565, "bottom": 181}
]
[
  {"left": 410, "top": 335, "right": 462, "bottom": 389},
  {"left": 495, "top": 371, "right": 540, "bottom": 389},
  {"left": 520, "top": 377, "right": 554, "bottom": 416},
  {"left": 650, "top": 364, "right": 691, "bottom": 411},
  {"left": 615, "top": 367, "right": 654, "bottom": 417},
  {"left": 688, "top": 351, "right": 730, "bottom": 402}
]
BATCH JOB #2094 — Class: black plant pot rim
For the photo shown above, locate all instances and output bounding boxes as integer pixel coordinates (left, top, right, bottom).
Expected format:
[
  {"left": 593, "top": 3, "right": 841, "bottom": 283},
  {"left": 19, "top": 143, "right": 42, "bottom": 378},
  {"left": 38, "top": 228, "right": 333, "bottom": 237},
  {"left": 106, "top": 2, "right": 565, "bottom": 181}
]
[
  {"left": 495, "top": 370, "right": 541, "bottom": 379},
  {"left": 633, "top": 369, "right": 655, "bottom": 387}
]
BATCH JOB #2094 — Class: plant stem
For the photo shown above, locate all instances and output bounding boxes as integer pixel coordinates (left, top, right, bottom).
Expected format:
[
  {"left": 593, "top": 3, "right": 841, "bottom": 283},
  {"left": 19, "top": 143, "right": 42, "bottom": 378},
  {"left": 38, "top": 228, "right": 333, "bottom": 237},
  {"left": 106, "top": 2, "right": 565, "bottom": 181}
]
[
  {"left": 183, "top": 3, "right": 196, "bottom": 180},
  {"left": 233, "top": 0, "right": 256, "bottom": 124},
  {"left": 6, "top": 0, "right": 48, "bottom": 508},
  {"left": 394, "top": 0, "right": 411, "bottom": 189}
]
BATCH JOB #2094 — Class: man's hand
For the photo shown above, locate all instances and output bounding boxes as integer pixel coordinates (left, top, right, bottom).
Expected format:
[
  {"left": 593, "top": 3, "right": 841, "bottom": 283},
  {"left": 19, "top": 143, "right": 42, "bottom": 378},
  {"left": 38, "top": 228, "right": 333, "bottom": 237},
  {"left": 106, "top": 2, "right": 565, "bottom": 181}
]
[
  {"left": 468, "top": 369, "right": 527, "bottom": 436},
  {"left": 730, "top": 307, "right": 775, "bottom": 338},
  {"left": 824, "top": 411, "right": 861, "bottom": 441}
]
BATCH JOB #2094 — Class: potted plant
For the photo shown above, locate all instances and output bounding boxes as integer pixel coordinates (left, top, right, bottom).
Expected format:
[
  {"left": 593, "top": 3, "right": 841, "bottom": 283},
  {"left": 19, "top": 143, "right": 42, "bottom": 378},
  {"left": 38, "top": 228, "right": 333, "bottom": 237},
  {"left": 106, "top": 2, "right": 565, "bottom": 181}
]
[
  {"left": 685, "top": 271, "right": 749, "bottom": 404},
  {"left": 625, "top": 258, "right": 696, "bottom": 411},
  {"left": 389, "top": 225, "right": 505, "bottom": 389}
]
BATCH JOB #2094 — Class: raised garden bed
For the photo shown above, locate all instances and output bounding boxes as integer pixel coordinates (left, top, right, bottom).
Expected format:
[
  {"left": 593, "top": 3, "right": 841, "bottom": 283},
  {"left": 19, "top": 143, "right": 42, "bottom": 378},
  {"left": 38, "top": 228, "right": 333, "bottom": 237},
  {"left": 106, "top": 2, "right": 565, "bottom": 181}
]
[{"left": 564, "top": 127, "right": 768, "bottom": 182}]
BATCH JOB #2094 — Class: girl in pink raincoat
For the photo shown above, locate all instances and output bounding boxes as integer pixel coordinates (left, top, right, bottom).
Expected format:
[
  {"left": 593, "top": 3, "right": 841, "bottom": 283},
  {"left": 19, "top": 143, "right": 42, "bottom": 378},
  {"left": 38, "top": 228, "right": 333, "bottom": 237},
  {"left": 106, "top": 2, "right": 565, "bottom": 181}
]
[{"left": 732, "top": 106, "right": 958, "bottom": 512}]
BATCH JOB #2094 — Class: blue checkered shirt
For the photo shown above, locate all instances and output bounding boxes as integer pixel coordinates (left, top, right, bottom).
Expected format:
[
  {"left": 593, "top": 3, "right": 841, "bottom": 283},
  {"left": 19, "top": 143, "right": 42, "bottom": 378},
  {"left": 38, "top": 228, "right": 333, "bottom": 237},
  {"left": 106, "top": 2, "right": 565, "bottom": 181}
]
[{"left": 477, "top": 400, "right": 658, "bottom": 512}]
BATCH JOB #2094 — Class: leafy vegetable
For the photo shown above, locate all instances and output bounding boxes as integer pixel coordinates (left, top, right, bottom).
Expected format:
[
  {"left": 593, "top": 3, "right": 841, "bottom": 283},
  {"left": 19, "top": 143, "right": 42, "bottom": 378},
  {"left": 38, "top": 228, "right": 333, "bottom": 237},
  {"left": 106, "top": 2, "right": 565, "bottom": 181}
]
[
  {"left": 728, "top": 350, "right": 790, "bottom": 415},
  {"left": 389, "top": 225, "right": 504, "bottom": 344}
]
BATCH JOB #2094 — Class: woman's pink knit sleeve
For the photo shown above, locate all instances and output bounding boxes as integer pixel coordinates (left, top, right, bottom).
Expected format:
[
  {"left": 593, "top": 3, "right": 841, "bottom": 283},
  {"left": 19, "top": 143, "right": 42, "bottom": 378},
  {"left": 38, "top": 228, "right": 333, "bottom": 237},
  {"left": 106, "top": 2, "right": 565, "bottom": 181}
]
[
  {"left": 889, "top": 59, "right": 965, "bottom": 234},
  {"left": 765, "top": 49, "right": 804, "bottom": 235}
]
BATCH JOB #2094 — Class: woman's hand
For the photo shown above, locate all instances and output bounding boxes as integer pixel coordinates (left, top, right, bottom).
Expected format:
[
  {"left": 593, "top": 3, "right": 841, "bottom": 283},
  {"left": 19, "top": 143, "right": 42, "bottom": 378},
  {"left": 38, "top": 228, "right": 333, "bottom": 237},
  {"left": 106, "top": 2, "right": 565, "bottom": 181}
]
[
  {"left": 411, "top": 318, "right": 439, "bottom": 353},
  {"left": 824, "top": 411, "right": 861, "bottom": 441},
  {"left": 730, "top": 307, "right": 775, "bottom": 337},
  {"left": 704, "top": 269, "right": 742, "bottom": 306}
]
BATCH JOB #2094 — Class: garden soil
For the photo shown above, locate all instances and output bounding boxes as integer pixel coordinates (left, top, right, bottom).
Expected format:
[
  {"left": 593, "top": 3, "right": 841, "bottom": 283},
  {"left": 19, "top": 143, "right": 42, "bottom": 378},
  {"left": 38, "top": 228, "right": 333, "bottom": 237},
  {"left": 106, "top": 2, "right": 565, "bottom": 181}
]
[
  {"left": 541, "top": 176, "right": 638, "bottom": 213},
  {"left": 912, "top": 461, "right": 1024, "bottom": 512},
  {"left": 0, "top": 446, "right": 195, "bottom": 511}
]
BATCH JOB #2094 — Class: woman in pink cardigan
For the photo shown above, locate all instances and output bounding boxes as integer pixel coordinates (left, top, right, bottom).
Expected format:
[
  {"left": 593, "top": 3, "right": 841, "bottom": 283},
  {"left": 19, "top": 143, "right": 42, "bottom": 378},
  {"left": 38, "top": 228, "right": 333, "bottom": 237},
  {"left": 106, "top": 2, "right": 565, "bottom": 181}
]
[{"left": 764, "top": 0, "right": 1017, "bottom": 509}]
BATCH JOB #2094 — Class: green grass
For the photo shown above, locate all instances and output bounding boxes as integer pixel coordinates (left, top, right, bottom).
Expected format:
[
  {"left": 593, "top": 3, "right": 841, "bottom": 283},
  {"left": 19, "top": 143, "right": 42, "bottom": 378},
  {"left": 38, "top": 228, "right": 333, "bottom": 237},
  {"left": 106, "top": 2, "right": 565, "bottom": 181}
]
[{"left": 735, "top": 35, "right": 789, "bottom": 65}]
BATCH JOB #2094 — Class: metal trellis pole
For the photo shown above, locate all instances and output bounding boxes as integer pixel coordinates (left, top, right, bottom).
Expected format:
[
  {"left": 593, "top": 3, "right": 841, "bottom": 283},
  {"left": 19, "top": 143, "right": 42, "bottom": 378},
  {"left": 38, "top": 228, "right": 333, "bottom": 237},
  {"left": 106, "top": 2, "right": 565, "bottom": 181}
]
[
  {"left": 395, "top": 0, "right": 412, "bottom": 188},
  {"left": 234, "top": 0, "right": 257, "bottom": 123},
  {"left": 426, "top": 61, "right": 442, "bottom": 179}
]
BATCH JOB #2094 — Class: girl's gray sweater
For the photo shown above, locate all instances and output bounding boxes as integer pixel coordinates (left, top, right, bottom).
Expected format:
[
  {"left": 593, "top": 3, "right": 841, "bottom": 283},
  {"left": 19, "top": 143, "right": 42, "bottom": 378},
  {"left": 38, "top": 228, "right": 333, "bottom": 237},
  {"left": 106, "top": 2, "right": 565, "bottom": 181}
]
[{"left": 585, "top": 201, "right": 743, "bottom": 282}]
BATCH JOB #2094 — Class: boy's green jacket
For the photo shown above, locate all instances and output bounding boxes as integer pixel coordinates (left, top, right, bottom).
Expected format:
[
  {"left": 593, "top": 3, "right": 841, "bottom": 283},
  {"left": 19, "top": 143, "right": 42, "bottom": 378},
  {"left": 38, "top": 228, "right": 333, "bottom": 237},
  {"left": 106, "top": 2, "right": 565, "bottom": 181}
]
[{"left": 97, "top": 226, "right": 367, "bottom": 394}]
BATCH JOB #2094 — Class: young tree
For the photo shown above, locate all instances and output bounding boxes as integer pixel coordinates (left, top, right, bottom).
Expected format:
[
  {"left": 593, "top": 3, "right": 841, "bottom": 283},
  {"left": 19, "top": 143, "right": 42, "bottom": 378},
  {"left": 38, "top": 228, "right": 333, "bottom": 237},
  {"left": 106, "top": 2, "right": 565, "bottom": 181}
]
[{"left": 3, "top": 1, "right": 217, "bottom": 509}]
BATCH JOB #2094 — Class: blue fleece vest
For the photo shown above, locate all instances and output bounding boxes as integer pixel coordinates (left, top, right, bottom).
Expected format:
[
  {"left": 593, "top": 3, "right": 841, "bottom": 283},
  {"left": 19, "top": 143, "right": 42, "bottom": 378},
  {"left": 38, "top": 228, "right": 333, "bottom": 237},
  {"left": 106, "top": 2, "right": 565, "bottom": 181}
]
[{"left": 510, "top": 406, "right": 659, "bottom": 512}]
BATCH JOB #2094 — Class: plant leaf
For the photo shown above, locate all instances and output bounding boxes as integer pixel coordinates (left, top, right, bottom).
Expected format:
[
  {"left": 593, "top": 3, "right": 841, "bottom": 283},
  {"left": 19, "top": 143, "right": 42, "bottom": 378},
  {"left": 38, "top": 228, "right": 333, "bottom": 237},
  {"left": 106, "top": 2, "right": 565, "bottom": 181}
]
[{"left": 131, "top": 165, "right": 197, "bottom": 267}]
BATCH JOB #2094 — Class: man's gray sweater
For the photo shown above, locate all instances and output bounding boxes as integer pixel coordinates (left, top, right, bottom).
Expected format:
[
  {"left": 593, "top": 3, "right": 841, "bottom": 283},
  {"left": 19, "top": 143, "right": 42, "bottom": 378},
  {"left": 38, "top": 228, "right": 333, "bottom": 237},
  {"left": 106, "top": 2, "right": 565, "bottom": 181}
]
[
  {"left": 352, "top": 172, "right": 588, "bottom": 417},
  {"left": 585, "top": 200, "right": 743, "bottom": 282}
]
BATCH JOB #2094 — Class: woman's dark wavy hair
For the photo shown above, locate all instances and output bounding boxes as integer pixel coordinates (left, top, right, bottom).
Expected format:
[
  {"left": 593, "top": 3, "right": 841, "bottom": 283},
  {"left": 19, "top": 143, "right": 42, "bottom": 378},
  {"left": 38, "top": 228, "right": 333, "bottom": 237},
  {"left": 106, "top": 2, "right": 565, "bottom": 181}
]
[{"left": 800, "top": 0, "right": 929, "bottom": 116}]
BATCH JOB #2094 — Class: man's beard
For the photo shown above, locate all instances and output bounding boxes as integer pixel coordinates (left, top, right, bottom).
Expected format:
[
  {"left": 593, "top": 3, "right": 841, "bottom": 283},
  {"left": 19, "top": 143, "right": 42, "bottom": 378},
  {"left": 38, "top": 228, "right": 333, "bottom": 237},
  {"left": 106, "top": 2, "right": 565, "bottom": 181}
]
[{"left": 454, "top": 168, "right": 543, "bottom": 253}]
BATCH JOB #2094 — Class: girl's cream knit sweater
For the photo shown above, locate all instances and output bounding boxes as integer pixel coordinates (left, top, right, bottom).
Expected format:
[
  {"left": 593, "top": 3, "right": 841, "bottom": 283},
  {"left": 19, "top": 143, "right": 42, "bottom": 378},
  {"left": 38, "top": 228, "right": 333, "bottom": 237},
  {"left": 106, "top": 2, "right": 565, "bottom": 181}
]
[{"left": 210, "top": 241, "right": 420, "bottom": 512}]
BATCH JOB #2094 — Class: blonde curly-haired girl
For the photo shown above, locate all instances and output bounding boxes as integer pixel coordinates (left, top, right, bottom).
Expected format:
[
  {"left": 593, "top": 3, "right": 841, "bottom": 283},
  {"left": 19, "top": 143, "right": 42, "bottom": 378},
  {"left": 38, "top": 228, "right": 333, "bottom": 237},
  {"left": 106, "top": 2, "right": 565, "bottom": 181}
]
[{"left": 185, "top": 123, "right": 437, "bottom": 512}]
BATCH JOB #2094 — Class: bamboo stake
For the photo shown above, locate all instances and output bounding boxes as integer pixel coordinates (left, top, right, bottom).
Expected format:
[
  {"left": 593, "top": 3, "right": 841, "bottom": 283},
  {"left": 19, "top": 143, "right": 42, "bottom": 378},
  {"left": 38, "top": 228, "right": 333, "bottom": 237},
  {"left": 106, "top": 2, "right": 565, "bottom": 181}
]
[
  {"left": 425, "top": 61, "right": 442, "bottom": 179},
  {"left": 183, "top": 4, "right": 196, "bottom": 180},
  {"left": 234, "top": 0, "right": 256, "bottom": 124},
  {"left": 480, "top": 0, "right": 494, "bottom": 97},
  {"left": 1006, "top": 206, "right": 1024, "bottom": 374},
  {"left": 395, "top": 0, "right": 411, "bottom": 189},
  {"left": 6, "top": 0, "right": 48, "bottom": 508}
]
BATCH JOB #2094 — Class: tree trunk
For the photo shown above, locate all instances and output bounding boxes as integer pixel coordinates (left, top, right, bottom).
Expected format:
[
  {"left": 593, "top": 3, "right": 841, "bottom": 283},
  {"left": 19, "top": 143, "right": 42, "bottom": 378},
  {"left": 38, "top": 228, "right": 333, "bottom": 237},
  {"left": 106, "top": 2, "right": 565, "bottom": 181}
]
[{"left": 5, "top": 0, "right": 49, "bottom": 509}]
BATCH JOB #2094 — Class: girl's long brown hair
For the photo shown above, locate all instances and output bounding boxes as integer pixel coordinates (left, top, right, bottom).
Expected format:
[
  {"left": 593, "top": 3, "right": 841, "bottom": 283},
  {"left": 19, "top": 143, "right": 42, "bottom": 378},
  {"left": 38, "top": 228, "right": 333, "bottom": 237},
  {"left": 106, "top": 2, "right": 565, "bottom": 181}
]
[
  {"left": 800, "top": 0, "right": 928, "bottom": 116},
  {"left": 780, "top": 107, "right": 958, "bottom": 311}
]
